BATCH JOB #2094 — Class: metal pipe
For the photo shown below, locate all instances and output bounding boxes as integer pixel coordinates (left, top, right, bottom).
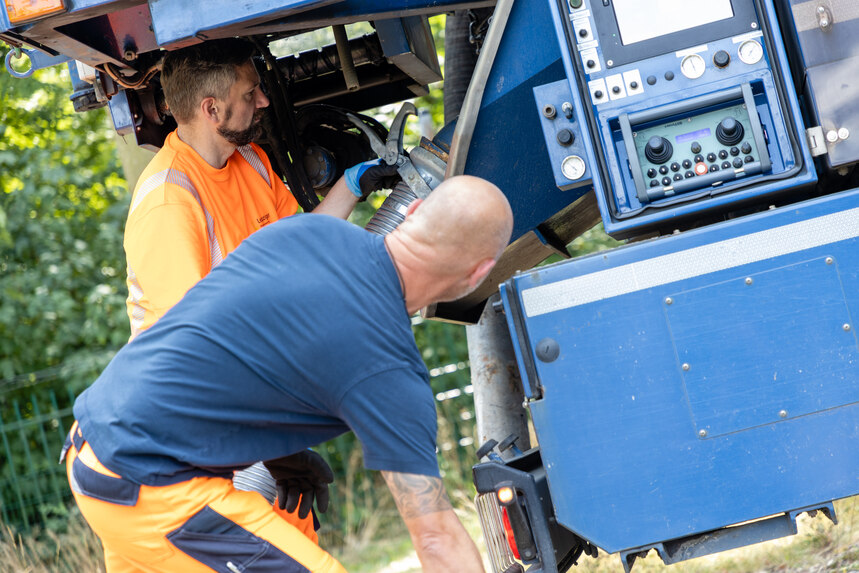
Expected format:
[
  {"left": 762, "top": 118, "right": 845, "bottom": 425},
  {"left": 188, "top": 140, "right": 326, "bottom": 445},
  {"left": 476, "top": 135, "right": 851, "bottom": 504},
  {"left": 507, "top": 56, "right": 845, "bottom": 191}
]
[
  {"left": 468, "top": 295, "right": 530, "bottom": 461},
  {"left": 278, "top": 34, "right": 382, "bottom": 83},
  {"left": 232, "top": 461, "right": 277, "bottom": 504},
  {"left": 365, "top": 181, "right": 419, "bottom": 236},
  {"left": 447, "top": 0, "right": 527, "bottom": 463},
  {"left": 332, "top": 24, "right": 360, "bottom": 91}
]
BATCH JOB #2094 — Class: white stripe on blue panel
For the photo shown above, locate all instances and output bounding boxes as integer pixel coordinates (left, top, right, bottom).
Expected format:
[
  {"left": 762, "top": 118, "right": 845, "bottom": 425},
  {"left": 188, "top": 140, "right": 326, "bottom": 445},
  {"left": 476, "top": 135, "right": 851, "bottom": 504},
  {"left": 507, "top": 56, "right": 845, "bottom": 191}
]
[{"left": 521, "top": 206, "right": 859, "bottom": 317}]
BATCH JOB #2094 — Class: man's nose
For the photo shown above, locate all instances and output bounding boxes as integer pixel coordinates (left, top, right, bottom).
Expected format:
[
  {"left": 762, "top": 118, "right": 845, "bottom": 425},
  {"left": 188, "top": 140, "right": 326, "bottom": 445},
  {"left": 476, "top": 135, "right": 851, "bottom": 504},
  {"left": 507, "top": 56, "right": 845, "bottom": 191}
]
[{"left": 256, "top": 87, "right": 270, "bottom": 109}]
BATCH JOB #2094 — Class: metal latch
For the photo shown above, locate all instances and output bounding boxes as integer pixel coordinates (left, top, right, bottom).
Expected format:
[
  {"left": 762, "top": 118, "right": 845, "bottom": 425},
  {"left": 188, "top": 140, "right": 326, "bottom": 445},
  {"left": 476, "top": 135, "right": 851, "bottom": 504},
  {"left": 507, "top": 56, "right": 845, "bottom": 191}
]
[{"left": 806, "top": 126, "right": 828, "bottom": 157}]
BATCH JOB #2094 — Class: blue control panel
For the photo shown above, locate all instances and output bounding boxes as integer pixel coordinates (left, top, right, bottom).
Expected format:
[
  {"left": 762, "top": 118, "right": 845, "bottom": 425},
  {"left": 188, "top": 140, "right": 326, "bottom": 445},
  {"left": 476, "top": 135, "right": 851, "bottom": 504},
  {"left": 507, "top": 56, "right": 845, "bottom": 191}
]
[
  {"left": 533, "top": 80, "right": 591, "bottom": 191},
  {"left": 553, "top": 0, "right": 817, "bottom": 239}
]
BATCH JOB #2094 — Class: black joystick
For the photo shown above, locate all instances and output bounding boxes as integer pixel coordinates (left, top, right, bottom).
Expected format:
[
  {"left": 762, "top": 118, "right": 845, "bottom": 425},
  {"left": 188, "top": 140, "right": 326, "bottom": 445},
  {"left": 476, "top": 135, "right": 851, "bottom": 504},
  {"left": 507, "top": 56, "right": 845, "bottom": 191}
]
[
  {"left": 716, "top": 117, "right": 745, "bottom": 146},
  {"left": 645, "top": 136, "right": 673, "bottom": 164}
]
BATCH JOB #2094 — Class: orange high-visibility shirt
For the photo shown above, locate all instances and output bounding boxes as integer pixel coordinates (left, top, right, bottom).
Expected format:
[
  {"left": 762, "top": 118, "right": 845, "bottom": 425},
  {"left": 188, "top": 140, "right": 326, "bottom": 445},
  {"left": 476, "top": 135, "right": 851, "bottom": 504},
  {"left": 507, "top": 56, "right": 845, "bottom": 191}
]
[{"left": 124, "top": 130, "right": 298, "bottom": 338}]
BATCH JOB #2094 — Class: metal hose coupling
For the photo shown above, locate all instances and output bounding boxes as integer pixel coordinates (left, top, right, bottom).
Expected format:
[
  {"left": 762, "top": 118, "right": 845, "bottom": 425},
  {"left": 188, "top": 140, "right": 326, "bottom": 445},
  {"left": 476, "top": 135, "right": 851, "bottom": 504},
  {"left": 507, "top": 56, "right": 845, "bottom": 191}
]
[{"left": 365, "top": 180, "right": 419, "bottom": 236}]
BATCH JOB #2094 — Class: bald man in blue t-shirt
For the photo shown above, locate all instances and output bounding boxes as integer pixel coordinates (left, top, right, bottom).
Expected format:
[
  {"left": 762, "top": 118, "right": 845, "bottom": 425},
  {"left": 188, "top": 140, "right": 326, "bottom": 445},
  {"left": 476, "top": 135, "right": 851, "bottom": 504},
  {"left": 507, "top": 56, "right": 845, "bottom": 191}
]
[{"left": 64, "top": 175, "right": 513, "bottom": 573}]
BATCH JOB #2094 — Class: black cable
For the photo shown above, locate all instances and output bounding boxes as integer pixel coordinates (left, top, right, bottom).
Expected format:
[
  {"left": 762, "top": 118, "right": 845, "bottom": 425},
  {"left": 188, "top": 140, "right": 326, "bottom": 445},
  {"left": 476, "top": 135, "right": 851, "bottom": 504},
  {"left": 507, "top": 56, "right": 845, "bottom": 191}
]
[{"left": 251, "top": 37, "right": 320, "bottom": 211}]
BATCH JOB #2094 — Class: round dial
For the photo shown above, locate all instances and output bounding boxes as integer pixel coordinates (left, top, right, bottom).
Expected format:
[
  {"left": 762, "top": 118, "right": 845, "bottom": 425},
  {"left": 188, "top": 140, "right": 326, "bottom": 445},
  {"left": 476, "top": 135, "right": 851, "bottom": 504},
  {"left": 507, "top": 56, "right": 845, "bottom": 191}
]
[
  {"left": 738, "top": 39, "right": 763, "bottom": 65},
  {"left": 737, "top": 40, "right": 764, "bottom": 65},
  {"left": 680, "top": 53, "right": 706, "bottom": 79},
  {"left": 561, "top": 155, "right": 586, "bottom": 180}
]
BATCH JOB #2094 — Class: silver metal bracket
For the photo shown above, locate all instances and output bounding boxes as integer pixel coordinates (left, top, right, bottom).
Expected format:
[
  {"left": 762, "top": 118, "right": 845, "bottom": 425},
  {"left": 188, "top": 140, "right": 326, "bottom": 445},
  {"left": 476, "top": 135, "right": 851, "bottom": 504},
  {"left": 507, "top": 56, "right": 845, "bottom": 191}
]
[{"left": 806, "top": 126, "right": 828, "bottom": 156}]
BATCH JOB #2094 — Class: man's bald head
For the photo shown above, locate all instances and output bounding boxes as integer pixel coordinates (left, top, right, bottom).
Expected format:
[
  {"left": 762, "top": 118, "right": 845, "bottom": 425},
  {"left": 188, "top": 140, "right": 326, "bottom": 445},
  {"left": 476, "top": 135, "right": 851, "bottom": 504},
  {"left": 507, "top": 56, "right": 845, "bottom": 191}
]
[
  {"left": 406, "top": 175, "right": 512, "bottom": 264},
  {"left": 387, "top": 175, "right": 513, "bottom": 309}
]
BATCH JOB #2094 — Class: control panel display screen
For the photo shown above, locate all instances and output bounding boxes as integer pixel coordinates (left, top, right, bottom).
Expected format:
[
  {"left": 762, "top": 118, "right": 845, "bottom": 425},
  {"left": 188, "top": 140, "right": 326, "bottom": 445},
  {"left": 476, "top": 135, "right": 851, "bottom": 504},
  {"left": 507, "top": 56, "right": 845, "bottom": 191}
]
[
  {"left": 676, "top": 128, "right": 712, "bottom": 144},
  {"left": 613, "top": 0, "right": 734, "bottom": 46}
]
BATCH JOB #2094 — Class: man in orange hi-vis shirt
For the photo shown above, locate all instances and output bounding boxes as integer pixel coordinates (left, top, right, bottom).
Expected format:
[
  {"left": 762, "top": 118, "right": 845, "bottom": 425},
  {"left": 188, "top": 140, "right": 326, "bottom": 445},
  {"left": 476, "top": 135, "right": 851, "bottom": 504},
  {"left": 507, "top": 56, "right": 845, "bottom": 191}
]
[
  {"left": 121, "top": 38, "right": 400, "bottom": 550},
  {"left": 125, "top": 39, "right": 398, "bottom": 339}
]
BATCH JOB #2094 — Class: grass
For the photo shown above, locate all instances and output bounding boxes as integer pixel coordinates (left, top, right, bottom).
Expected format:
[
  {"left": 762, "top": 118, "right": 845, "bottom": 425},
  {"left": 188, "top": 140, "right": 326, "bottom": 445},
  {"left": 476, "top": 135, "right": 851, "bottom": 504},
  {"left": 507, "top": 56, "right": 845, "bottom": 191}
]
[
  {"left": 336, "top": 496, "right": 859, "bottom": 573},
  {"left": 568, "top": 496, "right": 859, "bottom": 573},
  {"left": 1, "top": 496, "right": 856, "bottom": 572},
  {"left": 0, "top": 513, "right": 104, "bottom": 573}
]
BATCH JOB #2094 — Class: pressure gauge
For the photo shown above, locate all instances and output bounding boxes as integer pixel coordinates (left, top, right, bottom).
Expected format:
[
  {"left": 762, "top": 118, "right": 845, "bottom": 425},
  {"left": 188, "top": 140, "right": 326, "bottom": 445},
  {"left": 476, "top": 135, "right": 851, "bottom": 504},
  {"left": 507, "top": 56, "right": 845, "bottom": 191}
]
[
  {"left": 680, "top": 53, "right": 706, "bottom": 79},
  {"left": 561, "top": 155, "right": 586, "bottom": 180},
  {"left": 738, "top": 39, "right": 763, "bottom": 65}
]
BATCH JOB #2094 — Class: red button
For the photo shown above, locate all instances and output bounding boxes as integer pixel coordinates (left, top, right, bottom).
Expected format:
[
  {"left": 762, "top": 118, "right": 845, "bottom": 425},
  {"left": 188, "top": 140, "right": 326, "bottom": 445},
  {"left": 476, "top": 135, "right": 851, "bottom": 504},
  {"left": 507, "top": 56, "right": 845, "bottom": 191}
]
[{"left": 694, "top": 162, "right": 708, "bottom": 176}]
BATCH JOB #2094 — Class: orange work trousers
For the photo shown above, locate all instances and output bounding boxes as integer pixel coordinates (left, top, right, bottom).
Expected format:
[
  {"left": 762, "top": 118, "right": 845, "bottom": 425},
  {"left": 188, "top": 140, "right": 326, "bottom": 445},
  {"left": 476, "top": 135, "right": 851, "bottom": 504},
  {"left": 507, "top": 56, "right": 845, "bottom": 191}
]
[{"left": 64, "top": 423, "right": 347, "bottom": 573}]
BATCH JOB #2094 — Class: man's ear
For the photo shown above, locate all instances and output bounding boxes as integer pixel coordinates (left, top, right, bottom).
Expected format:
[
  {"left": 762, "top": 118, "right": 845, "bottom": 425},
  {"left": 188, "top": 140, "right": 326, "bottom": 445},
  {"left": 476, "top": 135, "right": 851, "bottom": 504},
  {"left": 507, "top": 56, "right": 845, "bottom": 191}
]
[
  {"left": 467, "top": 258, "right": 497, "bottom": 289},
  {"left": 403, "top": 198, "right": 422, "bottom": 218},
  {"left": 200, "top": 97, "right": 219, "bottom": 124}
]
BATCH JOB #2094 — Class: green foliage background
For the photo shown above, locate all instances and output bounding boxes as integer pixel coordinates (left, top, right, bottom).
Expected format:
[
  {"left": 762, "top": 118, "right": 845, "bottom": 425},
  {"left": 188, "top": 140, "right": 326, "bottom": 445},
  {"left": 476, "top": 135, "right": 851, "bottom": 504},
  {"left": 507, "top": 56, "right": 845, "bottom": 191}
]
[
  {"left": 0, "top": 54, "right": 131, "bottom": 536},
  {"left": 0, "top": 62, "right": 129, "bottom": 383}
]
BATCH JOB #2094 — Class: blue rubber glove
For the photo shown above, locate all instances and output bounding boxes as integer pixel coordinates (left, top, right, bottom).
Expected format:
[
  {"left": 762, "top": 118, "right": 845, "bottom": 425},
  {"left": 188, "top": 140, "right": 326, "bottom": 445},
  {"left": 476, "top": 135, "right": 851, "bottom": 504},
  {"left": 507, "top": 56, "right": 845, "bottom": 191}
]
[{"left": 343, "top": 159, "right": 401, "bottom": 201}]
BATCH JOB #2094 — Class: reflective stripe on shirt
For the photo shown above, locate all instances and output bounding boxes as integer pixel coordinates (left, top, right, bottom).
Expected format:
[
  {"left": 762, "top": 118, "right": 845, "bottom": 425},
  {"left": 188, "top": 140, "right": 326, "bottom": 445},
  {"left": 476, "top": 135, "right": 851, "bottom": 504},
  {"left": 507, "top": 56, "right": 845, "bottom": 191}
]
[
  {"left": 237, "top": 145, "right": 271, "bottom": 187},
  {"left": 127, "top": 267, "right": 146, "bottom": 338},
  {"left": 131, "top": 168, "right": 224, "bottom": 269}
]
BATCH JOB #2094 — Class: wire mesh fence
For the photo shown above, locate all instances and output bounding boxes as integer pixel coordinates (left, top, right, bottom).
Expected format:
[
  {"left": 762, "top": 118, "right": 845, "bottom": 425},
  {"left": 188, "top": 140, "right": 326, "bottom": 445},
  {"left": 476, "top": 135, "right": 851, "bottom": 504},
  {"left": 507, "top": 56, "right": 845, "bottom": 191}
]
[
  {"left": 0, "top": 319, "right": 476, "bottom": 539},
  {"left": 0, "top": 386, "right": 74, "bottom": 529}
]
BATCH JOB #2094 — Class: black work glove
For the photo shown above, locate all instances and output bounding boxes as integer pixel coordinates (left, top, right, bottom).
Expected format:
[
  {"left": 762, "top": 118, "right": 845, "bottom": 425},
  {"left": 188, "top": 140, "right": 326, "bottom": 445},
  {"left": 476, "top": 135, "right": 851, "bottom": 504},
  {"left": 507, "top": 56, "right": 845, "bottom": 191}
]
[
  {"left": 344, "top": 159, "right": 402, "bottom": 201},
  {"left": 263, "top": 450, "right": 334, "bottom": 519}
]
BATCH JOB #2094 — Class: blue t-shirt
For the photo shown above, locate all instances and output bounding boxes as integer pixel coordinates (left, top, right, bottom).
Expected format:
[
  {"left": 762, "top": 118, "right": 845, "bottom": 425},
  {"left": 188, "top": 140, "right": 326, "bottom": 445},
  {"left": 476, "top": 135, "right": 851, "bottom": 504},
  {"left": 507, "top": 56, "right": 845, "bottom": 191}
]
[{"left": 74, "top": 214, "right": 439, "bottom": 485}]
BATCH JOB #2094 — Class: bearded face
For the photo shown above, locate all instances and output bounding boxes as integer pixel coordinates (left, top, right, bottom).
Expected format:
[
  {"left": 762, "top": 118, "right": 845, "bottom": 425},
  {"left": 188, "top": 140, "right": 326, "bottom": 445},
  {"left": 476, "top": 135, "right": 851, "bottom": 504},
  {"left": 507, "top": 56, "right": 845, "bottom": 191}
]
[{"left": 217, "top": 108, "right": 265, "bottom": 146}]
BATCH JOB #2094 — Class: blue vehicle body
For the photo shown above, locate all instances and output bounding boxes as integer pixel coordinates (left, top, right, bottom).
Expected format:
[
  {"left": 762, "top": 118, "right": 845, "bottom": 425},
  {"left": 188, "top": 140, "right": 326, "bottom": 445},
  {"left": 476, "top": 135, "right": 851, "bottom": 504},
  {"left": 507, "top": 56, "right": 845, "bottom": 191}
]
[{"left": 3, "top": 0, "right": 858, "bottom": 571}]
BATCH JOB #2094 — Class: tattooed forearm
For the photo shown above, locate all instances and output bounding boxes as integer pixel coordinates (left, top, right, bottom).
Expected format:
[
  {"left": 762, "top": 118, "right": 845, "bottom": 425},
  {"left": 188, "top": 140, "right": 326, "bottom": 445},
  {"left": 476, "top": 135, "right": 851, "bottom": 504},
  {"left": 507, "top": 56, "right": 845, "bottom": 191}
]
[{"left": 382, "top": 471, "right": 453, "bottom": 519}]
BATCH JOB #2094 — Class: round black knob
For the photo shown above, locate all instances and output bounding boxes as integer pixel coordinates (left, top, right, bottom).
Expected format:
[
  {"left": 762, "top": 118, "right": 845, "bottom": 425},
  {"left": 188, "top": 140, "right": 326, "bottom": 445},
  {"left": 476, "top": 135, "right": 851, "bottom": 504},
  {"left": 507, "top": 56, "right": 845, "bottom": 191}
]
[
  {"left": 594, "top": 90, "right": 604, "bottom": 99},
  {"left": 475, "top": 439, "right": 498, "bottom": 460},
  {"left": 557, "top": 128, "right": 574, "bottom": 146},
  {"left": 645, "top": 136, "right": 673, "bottom": 164},
  {"left": 713, "top": 50, "right": 730, "bottom": 68},
  {"left": 587, "top": 59, "right": 596, "bottom": 68},
  {"left": 498, "top": 434, "right": 520, "bottom": 453},
  {"left": 612, "top": 85, "right": 621, "bottom": 94},
  {"left": 579, "top": 28, "right": 589, "bottom": 38},
  {"left": 716, "top": 117, "right": 744, "bottom": 146},
  {"left": 690, "top": 142, "right": 702, "bottom": 154}
]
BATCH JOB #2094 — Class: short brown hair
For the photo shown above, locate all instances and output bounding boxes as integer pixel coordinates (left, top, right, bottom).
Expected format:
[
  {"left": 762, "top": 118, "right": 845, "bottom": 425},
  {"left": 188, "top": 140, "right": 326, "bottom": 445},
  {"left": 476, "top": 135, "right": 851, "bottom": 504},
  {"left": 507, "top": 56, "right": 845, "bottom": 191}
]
[{"left": 161, "top": 39, "right": 256, "bottom": 123}]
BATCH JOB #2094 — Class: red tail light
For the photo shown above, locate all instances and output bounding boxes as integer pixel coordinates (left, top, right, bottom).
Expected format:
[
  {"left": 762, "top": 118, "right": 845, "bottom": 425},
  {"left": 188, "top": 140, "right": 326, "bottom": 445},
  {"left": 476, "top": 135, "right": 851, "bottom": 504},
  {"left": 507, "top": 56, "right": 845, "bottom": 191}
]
[{"left": 501, "top": 506, "right": 521, "bottom": 560}]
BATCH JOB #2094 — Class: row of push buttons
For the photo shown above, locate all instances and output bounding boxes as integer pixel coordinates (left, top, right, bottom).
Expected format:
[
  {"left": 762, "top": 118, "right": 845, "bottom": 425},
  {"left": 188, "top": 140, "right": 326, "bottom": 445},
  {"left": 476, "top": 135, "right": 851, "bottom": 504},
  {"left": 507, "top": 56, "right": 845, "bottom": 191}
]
[
  {"left": 691, "top": 141, "right": 753, "bottom": 156},
  {"left": 647, "top": 141, "right": 755, "bottom": 188}
]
